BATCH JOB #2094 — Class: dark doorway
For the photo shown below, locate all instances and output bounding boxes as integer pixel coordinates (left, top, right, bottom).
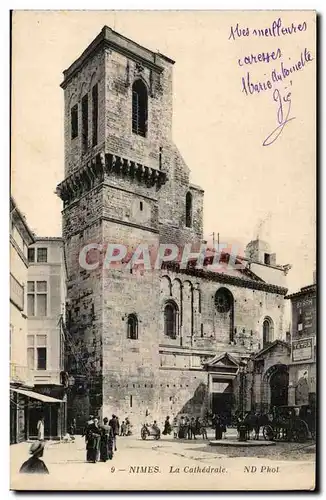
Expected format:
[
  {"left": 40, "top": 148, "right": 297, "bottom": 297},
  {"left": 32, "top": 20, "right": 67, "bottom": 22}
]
[
  {"left": 10, "top": 400, "right": 17, "bottom": 444},
  {"left": 270, "top": 366, "right": 289, "bottom": 407},
  {"left": 212, "top": 393, "right": 233, "bottom": 426},
  {"left": 29, "top": 402, "right": 59, "bottom": 439}
]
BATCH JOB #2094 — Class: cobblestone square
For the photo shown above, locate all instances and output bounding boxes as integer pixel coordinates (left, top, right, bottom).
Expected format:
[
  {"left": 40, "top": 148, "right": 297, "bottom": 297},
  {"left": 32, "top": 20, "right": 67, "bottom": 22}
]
[{"left": 11, "top": 434, "right": 315, "bottom": 491}]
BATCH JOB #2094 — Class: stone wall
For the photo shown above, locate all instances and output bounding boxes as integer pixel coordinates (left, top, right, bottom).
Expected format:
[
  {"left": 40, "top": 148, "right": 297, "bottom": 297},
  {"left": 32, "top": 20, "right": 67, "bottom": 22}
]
[
  {"left": 102, "top": 257, "right": 160, "bottom": 426},
  {"left": 62, "top": 185, "right": 104, "bottom": 421},
  {"left": 158, "top": 369, "right": 209, "bottom": 424}
]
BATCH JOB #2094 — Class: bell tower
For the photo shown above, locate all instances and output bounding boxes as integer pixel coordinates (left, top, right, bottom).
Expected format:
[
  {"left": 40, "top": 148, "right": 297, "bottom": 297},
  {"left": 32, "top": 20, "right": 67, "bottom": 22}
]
[{"left": 57, "top": 26, "right": 173, "bottom": 424}]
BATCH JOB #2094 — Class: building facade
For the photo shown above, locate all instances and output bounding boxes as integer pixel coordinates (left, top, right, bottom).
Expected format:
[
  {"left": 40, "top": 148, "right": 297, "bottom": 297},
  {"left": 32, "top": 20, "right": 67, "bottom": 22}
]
[
  {"left": 10, "top": 198, "right": 35, "bottom": 443},
  {"left": 10, "top": 201, "right": 66, "bottom": 443},
  {"left": 56, "top": 27, "right": 292, "bottom": 429},
  {"left": 27, "top": 237, "right": 67, "bottom": 439},
  {"left": 286, "top": 282, "right": 316, "bottom": 409}
]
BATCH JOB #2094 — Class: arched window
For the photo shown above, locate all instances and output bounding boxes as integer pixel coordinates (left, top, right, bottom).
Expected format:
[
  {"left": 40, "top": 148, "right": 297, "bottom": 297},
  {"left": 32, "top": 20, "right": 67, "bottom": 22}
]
[
  {"left": 215, "top": 288, "right": 233, "bottom": 313},
  {"left": 263, "top": 317, "right": 274, "bottom": 347},
  {"left": 214, "top": 287, "right": 234, "bottom": 343},
  {"left": 164, "top": 301, "right": 178, "bottom": 339},
  {"left": 127, "top": 314, "right": 138, "bottom": 340},
  {"left": 132, "top": 80, "right": 148, "bottom": 137},
  {"left": 185, "top": 191, "right": 192, "bottom": 228}
]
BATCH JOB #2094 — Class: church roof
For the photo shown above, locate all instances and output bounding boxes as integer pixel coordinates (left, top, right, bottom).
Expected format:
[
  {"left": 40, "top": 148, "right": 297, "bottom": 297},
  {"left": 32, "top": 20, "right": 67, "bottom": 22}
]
[
  {"left": 286, "top": 284, "right": 316, "bottom": 299},
  {"left": 253, "top": 340, "right": 291, "bottom": 360},
  {"left": 204, "top": 352, "right": 239, "bottom": 368},
  {"left": 162, "top": 252, "right": 288, "bottom": 295}
]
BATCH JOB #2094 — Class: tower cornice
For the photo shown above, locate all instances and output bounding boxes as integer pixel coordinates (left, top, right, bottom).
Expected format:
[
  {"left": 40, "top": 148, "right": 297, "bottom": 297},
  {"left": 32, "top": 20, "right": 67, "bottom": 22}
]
[
  {"left": 61, "top": 26, "right": 174, "bottom": 90},
  {"left": 56, "top": 152, "right": 167, "bottom": 206}
]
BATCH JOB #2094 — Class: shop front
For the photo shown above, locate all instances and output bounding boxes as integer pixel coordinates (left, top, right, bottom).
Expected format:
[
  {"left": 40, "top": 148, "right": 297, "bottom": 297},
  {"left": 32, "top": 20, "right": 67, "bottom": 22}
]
[
  {"left": 31, "top": 385, "right": 68, "bottom": 439},
  {"left": 10, "top": 387, "right": 28, "bottom": 444},
  {"left": 288, "top": 357, "right": 316, "bottom": 408},
  {"left": 10, "top": 388, "right": 65, "bottom": 441},
  {"left": 286, "top": 283, "right": 316, "bottom": 409}
]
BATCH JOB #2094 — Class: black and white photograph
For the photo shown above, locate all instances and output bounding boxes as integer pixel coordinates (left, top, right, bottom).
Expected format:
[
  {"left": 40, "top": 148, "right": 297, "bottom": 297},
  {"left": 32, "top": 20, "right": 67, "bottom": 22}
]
[{"left": 9, "top": 10, "right": 316, "bottom": 491}]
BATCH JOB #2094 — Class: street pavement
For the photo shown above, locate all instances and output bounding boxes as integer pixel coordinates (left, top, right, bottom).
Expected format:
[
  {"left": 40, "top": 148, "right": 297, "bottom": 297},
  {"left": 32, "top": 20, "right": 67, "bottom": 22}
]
[{"left": 10, "top": 431, "right": 315, "bottom": 491}]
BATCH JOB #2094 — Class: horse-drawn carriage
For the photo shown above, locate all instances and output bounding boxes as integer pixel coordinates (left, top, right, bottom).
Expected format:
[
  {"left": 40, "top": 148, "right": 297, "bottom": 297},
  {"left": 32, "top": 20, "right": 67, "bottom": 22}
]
[
  {"left": 262, "top": 405, "right": 315, "bottom": 443},
  {"left": 141, "top": 423, "right": 161, "bottom": 440}
]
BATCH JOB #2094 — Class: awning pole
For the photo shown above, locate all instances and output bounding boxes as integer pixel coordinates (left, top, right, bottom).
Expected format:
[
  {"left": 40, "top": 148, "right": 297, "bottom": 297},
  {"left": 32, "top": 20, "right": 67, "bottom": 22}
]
[{"left": 49, "top": 405, "right": 52, "bottom": 440}]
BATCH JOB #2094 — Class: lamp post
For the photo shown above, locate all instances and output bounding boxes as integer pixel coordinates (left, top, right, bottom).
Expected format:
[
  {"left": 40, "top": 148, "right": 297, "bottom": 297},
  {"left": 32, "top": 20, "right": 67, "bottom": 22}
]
[{"left": 239, "top": 363, "right": 247, "bottom": 419}]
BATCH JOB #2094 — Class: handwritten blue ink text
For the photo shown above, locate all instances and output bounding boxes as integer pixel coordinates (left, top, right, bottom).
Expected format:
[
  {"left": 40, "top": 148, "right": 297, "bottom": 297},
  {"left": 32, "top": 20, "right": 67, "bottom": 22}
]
[
  {"left": 241, "top": 48, "right": 313, "bottom": 96},
  {"left": 263, "top": 88, "right": 296, "bottom": 146},
  {"left": 229, "top": 18, "right": 307, "bottom": 41},
  {"left": 238, "top": 48, "right": 282, "bottom": 66}
]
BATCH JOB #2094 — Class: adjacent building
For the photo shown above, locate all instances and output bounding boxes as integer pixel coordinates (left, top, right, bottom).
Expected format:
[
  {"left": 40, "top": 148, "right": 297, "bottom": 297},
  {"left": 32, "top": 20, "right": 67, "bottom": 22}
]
[
  {"left": 10, "top": 197, "right": 35, "bottom": 443},
  {"left": 286, "top": 280, "right": 316, "bottom": 409},
  {"left": 27, "top": 237, "right": 67, "bottom": 439},
  {"left": 56, "top": 26, "right": 294, "bottom": 429},
  {"left": 10, "top": 198, "right": 67, "bottom": 443}
]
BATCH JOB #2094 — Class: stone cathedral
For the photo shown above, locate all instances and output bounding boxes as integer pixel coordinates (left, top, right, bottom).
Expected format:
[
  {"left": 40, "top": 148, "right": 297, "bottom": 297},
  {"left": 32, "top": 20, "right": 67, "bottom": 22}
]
[{"left": 56, "top": 26, "right": 292, "bottom": 429}]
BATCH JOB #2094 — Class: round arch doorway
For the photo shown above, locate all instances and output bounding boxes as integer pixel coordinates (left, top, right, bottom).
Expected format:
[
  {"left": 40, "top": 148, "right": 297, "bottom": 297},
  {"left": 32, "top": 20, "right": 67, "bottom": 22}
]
[{"left": 269, "top": 365, "right": 289, "bottom": 408}]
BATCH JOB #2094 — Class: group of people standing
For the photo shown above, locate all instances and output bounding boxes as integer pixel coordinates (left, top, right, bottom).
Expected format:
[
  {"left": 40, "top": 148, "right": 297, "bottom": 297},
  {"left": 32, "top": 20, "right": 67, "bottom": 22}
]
[
  {"left": 83, "top": 414, "right": 120, "bottom": 463},
  {"left": 168, "top": 413, "right": 228, "bottom": 441},
  {"left": 172, "top": 416, "right": 208, "bottom": 440}
]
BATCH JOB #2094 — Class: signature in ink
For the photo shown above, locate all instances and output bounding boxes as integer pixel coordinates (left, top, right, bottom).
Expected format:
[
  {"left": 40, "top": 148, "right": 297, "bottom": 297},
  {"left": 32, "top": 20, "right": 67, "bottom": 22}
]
[{"left": 263, "top": 88, "right": 296, "bottom": 146}]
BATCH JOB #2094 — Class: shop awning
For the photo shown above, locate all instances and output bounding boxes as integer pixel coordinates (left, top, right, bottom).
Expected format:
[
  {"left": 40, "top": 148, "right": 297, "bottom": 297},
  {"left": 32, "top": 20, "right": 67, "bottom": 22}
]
[{"left": 10, "top": 388, "right": 63, "bottom": 403}]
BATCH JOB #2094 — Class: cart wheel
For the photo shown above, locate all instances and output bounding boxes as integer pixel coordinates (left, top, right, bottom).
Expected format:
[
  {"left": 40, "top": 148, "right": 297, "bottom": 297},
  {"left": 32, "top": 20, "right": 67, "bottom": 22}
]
[
  {"left": 294, "top": 422, "right": 309, "bottom": 443},
  {"left": 263, "top": 425, "right": 274, "bottom": 441},
  {"left": 141, "top": 429, "right": 147, "bottom": 440}
]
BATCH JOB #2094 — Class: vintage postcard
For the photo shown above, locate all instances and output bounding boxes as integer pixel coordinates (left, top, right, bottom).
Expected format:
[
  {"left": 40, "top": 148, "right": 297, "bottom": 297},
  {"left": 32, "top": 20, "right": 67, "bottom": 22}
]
[{"left": 10, "top": 10, "right": 316, "bottom": 491}]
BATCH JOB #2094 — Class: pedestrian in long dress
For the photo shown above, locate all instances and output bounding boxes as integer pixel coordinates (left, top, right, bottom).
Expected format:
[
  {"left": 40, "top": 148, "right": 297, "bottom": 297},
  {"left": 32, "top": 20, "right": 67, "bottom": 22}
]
[
  {"left": 37, "top": 416, "right": 45, "bottom": 441},
  {"left": 214, "top": 415, "right": 223, "bottom": 440},
  {"left": 100, "top": 417, "right": 114, "bottom": 462},
  {"left": 85, "top": 418, "right": 101, "bottom": 463},
  {"left": 83, "top": 415, "right": 94, "bottom": 440},
  {"left": 162, "top": 416, "right": 172, "bottom": 435},
  {"left": 83, "top": 415, "right": 94, "bottom": 461},
  {"left": 178, "top": 416, "right": 186, "bottom": 439}
]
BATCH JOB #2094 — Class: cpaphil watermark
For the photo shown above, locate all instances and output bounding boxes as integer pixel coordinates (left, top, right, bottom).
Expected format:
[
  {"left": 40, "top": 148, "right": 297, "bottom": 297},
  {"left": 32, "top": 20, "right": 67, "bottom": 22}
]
[{"left": 78, "top": 241, "right": 246, "bottom": 273}]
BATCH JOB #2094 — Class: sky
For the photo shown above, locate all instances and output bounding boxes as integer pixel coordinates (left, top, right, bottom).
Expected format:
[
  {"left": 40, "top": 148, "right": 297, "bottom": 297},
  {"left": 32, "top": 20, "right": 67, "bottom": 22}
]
[{"left": 11, "top": 10, "right": 316, "bottom": 293}]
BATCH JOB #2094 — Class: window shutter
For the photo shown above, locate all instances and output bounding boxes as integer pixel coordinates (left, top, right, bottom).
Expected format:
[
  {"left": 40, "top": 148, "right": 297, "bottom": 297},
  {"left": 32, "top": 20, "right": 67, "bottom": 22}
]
[{"left": 132, "top": 91, "right": 139, "bottom": 134}]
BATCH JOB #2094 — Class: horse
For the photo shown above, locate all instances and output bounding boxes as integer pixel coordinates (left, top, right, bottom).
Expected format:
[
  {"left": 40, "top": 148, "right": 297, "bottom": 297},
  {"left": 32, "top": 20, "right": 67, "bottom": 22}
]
[{"left": 237, "top": 412, "right": 270, "bottom": 440}]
